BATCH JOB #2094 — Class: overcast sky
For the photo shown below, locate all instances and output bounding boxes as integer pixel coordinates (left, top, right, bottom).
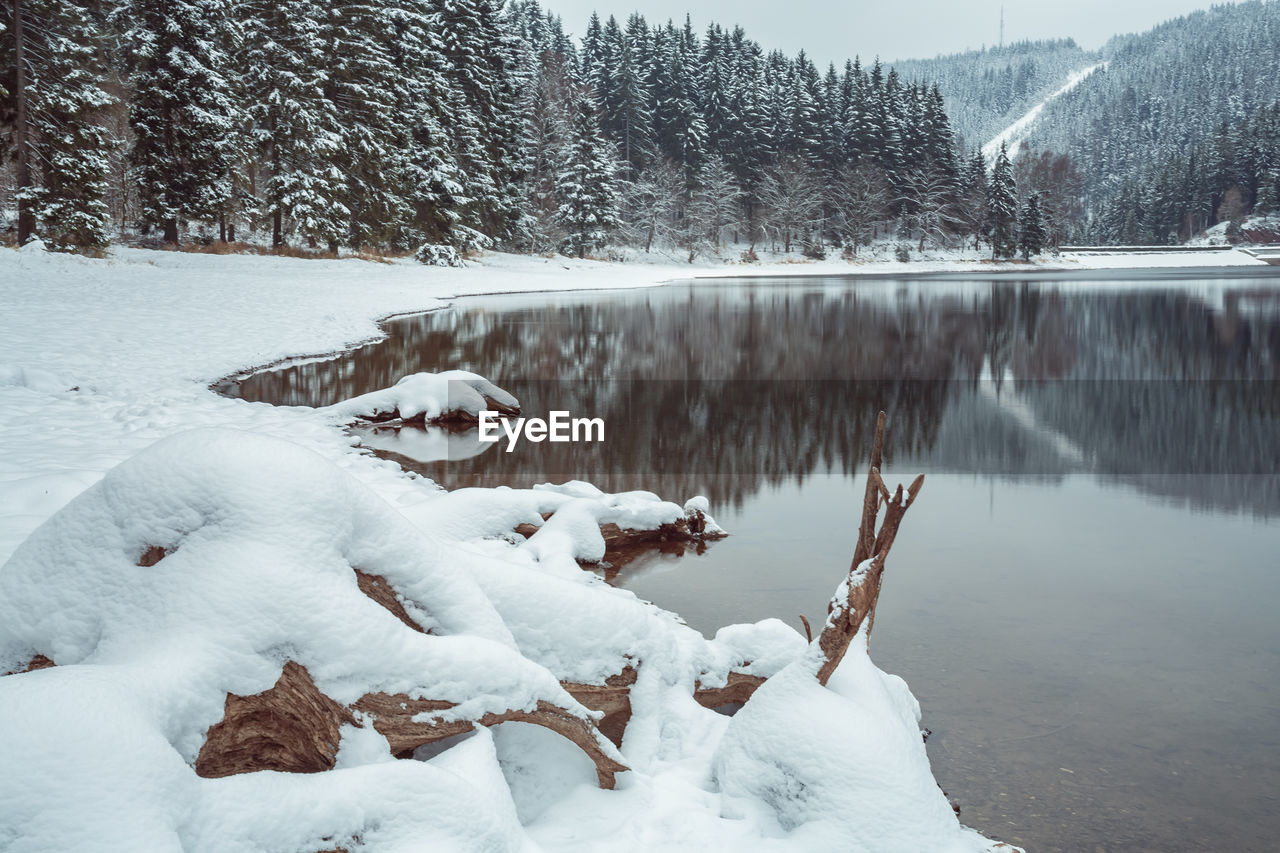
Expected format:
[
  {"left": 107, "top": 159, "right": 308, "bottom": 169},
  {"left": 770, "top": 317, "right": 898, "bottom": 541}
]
[{"left": 538, "top": 0, "right": 1247, "bottom": 68}]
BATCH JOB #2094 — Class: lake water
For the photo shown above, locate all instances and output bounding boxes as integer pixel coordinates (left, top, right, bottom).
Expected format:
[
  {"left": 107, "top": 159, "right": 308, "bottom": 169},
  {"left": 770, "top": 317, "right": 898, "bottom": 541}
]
[{"left": 227, "top": 268, "right": 1280, "bottom": 852}]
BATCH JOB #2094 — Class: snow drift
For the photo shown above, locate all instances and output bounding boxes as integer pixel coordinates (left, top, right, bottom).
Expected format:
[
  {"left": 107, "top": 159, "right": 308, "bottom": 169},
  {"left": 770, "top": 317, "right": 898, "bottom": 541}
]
[{"left": 0, "top": 423, "right": 1013, "bottom": 851}]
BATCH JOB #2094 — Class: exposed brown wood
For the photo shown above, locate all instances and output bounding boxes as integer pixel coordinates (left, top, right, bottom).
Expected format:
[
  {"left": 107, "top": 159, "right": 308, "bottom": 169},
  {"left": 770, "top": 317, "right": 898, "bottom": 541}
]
[
  {"left": 2, "top": 654, "right": 57, "bottom": 676},
  {"left": 351, "top": 693, "right": 627, "bottom": 789},
  {"left": 137, "top": 545, "right": 167, "bottom": 567},
  {"left": 24, "top": 654, "right": 55, "bottom": 672},
  {"left": 353, "top": 569, "right": 427, "bottom": 634},
  {"left": 815, "top": 412, "right": 924, "bottom": 686},
  {"left": 195, "top": 661, "right": 355, "bottom": 778},
  {"left": 194, "top": 659, "right": 629, "bottom": 789},
  {"left": 693, "top": 672, "right": 767, "bottom": 708},
  {"left": 561, "top": 666, "right": 637, "bottom": 745},
  {"left": 515, "top": 511, "right": 726, "bottom": 577}
]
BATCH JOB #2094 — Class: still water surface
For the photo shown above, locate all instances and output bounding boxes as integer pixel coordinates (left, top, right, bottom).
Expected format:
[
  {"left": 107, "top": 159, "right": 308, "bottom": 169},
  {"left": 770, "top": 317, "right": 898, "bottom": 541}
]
[{"left": 229, "top": 269, "right": 1280, "bottom": 852}]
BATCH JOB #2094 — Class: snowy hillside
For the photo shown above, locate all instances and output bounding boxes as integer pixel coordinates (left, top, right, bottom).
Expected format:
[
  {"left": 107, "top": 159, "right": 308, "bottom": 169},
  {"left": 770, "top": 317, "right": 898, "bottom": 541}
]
[
  {"left": 893, "top": 39, "right": 1095, "bottom": 150},
  {"left": 981, "top": 62, "right": 1107, "bottom": 162}
]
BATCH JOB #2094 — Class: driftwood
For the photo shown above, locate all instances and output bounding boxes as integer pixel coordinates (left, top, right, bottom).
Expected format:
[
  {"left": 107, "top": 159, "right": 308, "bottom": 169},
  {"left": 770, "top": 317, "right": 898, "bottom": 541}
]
[
  {"left": 2, "top": 653, "right": 56, "bottom": 676},
  {"left": 351, "top": 693, "right": 627, "bottom": 789},
  {"left": 196, "top": 661, "right": 355, "bottom": 777},
  {"left": 814, "top": 411, "right": 924, "bottom": 686},
  {"left": 514, "top": 509, "right": 727, "bottom": 577},
  {"left": 353, "top": 569, "right": 430, "bottom": 634},
  {"left": 356, "top": 395, "right": 519, "bottom": 429},
  {"left": 195, "top": 658, "right": 628, "bottom": 789}
]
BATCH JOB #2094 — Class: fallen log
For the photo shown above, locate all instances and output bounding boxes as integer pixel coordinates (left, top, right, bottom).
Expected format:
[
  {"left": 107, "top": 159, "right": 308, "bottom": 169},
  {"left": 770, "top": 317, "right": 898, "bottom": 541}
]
[
  {"left": 514, "top": 508, "right": 726, "bottom": 576},
  {"left": 195, "top": 659, "right": 629, "bottom": 789}
]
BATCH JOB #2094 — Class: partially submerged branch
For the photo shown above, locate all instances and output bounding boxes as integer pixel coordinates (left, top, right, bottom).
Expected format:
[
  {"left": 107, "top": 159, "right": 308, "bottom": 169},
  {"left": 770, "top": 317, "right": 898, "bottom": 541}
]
[{"left": 815, "top": 412, "right": 924, "bottom": 686}]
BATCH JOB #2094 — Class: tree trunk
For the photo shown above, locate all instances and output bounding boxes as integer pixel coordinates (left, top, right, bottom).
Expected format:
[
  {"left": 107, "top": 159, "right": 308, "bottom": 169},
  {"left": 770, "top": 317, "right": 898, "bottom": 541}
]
[
  {"left": 163, "top": 219, "right": 179, "bottom": 245},
  {"left": 273, "top": 211, "right": 283, "bottom": 248},
  {"left": 14, "top": 0, "right": 35, "bottom": 245}
]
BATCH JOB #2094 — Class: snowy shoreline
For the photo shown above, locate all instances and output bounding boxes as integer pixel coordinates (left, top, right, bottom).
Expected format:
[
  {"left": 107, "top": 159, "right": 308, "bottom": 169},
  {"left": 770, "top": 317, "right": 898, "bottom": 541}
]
[
  {"left": 1, "top": 243, "right": 1269, "bottom": 563},
  {"left": 0, "top": 244, "right": 1272, "bottom": 852}
]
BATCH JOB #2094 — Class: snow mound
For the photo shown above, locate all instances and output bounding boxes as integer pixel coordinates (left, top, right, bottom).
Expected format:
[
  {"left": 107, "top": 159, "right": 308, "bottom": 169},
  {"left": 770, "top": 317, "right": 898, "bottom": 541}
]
[
  {"left": 714, "top": 633, "right": 1012, "bottom": 852},
  {"left": 325, "top": 370, "right": 520, "bottom": 423},
  {"left": 0, "top": 427, "right": 1009, "bottom": 851},
  {"left": 0, "top": 428, "right": 615, "bottom": 850}
]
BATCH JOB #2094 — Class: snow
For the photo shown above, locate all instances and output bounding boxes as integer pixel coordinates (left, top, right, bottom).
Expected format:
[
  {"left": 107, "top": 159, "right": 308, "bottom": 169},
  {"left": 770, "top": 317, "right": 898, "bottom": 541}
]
[
  {"left": 20, "top": 242, "right": 1262, "bottom": 849},
  {"left": 326, "top": 370, "right": 520, "bottom": 422},
  {"left": 983, "top": 62, "right": 1107, "bottom": 162}
]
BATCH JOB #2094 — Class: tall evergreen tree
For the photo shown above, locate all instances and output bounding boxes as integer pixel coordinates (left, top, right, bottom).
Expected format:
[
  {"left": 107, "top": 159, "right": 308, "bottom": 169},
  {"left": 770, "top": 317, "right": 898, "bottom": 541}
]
[
  {"left": 1018, "top": 191, "right": 1047, "bottom": 259},
  {"left": 987, "top": 143, "right": 1019, "bottom": 258},
  {"left": 242, "top": 0, "right": 347, "bottom": 248},
  {"left": 556, "top": 91, "right": 619, "bottom": 257},
  {"left": 3, "top": 0, "right": 113, "bottom": 249},
  {"left": 119, "top": 0, "right": 241, "bottom": 244}
]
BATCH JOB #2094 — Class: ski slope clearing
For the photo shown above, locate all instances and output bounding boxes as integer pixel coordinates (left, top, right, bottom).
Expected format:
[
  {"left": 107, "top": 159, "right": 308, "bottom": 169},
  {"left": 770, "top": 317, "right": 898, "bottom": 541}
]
[{"left": 983, "top": 62, "right": 1107, "bottom": 161}]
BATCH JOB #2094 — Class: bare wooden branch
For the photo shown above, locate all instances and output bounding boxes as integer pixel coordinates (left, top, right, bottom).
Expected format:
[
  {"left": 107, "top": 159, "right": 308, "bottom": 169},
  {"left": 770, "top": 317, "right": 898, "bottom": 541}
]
[
  {"left": 692, "top": 671, "right": 767, "bottom": 708},
  {"left": 352, "top": 693, "right": 627, "bottom": 789},
  {"left": 354, "top": 569, "right": 429, "bottom": 634},
  {"left": 195, "top": 661, "right": 630, "bottom": 789},
  {"left": 814, "top": 412, "right": 924, "bottom": 686}
]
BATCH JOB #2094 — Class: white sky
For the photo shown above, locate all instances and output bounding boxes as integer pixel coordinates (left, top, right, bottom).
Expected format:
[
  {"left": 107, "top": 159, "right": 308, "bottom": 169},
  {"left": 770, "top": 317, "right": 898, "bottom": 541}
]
[{"left": 538, "top": 0, "right": 1250, "bottom": 68}]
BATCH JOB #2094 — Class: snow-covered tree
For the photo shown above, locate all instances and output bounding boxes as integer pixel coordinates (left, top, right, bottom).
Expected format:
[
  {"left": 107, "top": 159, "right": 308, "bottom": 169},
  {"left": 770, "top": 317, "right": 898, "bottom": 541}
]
[
  {"left": 830, "top": 162, "right": 890, "bottom": 256},
  {"left": 1018, "top": 191, "right": 1047, "bottom": 259},
  {"left": 118, "top": 0, "right": 241, "bottom": 244},
  {"left": 4, "top": 0, "right": 113, "bottom": 249},
  {"left": 898, "top": 166, "right": 958, "bottom": 251},
  {"left": 987, "top": 143, "right": 1018, "bottom": 258},
  {"left": 691, "top": 155, "right": 743, "bottom": 250},
  {"left": 241, "top": 0, "right": 347, "bottom": 248},
  {"left": 757, "top": 155, "right": 821, "bottom": 253},
  {"left": 556, "top": 92, "right": 620, "bottom": 258}
]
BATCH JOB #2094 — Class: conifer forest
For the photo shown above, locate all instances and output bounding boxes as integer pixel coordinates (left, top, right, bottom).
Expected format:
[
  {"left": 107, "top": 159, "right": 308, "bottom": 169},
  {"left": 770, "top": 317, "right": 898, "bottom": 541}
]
[{"left": 2, "top": 0, "right": 1279, "bottom": 257}]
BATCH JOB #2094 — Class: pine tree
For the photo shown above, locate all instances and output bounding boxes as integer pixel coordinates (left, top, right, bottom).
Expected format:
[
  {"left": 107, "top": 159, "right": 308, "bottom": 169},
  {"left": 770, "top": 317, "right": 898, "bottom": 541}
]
[
  {"left": 119, "top": 0, "right": 241, "bottom": 245},
  {"left": 434, "top": 0, "right": 528, "bottom": 243},
  {"left": 987, "top": 143, "right": 1018, "bottom": 258},
  {"left": 242, "top": 0, "right": 347, "bottom": 248},
  {"left": 322, "top": 0, "right": 410, "bottom": 249},
  {"left": 556, "top": 91, "right": 619, "bottom": 258},
  {"left": 1018, "top": 191, "right": 1047, "bottom": 259},
  {"left": 386, "top": 0, "right": 469, "bottom": 248},
  {"left": 4, "top": 0, "right": 113, "bottom": 250}
]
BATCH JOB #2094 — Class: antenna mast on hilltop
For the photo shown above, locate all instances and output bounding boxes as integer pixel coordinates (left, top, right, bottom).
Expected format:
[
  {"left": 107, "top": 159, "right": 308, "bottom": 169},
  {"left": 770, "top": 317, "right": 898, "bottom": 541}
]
[{"left": 1000, "top": 6, "right": 1005, "bottom": 48}]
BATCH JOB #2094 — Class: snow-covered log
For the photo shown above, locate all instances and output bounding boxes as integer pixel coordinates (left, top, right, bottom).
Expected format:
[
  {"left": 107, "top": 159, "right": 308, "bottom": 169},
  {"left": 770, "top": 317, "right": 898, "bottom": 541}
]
[{"left": 324, "top": 370, "right": 519, "bottom": 425}]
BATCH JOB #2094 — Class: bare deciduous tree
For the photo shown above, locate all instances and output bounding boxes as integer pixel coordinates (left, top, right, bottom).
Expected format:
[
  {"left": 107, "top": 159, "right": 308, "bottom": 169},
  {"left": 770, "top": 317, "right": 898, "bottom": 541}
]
[
  {"left": 897, "top": 166, "right": 960, "bottom": 251},
  {"left": 758, "top": 155, "right": 822, "bottom": 254},
  {"left": 830, "top": 162, "right": 890, "bottom": 257}
]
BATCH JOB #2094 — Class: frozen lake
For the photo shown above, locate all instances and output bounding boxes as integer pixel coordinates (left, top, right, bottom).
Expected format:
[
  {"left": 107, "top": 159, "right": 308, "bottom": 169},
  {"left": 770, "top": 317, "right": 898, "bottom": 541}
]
[{"left": 230, "top": 267, "right": 1280, "bottom": 852}]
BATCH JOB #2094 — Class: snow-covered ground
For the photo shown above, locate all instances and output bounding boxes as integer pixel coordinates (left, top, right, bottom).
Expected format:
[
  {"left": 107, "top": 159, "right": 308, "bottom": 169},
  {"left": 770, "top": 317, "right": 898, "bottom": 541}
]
[
  {"left": 1, "top": 241, "right": 1269, "bottom": 852},
  {"left": 983, "top": 62, "right": 1107, "bottom": 162}
]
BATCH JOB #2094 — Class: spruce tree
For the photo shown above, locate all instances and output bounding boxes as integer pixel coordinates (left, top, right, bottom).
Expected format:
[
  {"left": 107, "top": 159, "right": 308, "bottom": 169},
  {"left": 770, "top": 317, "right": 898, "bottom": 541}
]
[
  {"left": 5, "top": 0, "right": 113, "bottom": 250},
  {"left": 242, "top": 0, "right": 347, "bottom": 249},
  {"left": 1018, "top": 191, "right": 1047, "bottom": 259},
  {"left": 987, "top": 143, "right": 1019, "bottom": 258},
  {"left": 556, "top": 91, "right": 619, "bottom": 258},
  {"left": 119, "top": 0, "right": 241, "bottom": 245}
]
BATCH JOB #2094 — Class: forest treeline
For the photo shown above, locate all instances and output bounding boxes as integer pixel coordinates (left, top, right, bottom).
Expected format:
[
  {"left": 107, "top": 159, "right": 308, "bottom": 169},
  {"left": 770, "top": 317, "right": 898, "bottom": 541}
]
[{"left": 1, "top": 0, "right": 1061, "bottom": 259}]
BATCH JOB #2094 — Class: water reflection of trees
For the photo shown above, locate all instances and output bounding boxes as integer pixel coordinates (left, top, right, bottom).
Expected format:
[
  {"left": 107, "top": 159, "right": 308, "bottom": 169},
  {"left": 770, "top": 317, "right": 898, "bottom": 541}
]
[{"left": 229, "top": 280, "right": 1280, "bottom": 515}]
